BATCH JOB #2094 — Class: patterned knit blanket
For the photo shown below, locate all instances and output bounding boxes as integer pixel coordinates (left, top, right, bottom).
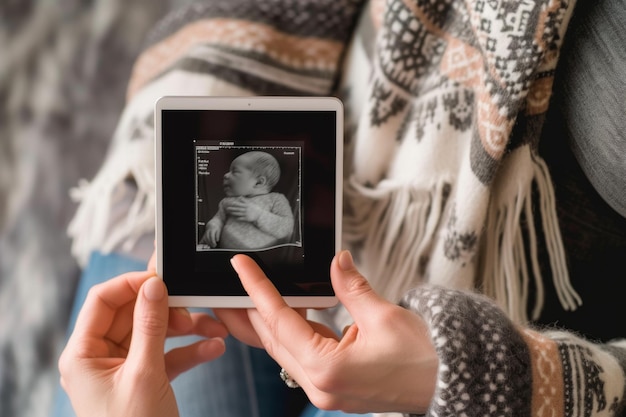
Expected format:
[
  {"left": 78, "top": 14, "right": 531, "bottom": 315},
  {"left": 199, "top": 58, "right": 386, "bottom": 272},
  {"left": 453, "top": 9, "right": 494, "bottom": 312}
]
[{"left": 70, "top": 0, "right": 580, "bottom": 325}]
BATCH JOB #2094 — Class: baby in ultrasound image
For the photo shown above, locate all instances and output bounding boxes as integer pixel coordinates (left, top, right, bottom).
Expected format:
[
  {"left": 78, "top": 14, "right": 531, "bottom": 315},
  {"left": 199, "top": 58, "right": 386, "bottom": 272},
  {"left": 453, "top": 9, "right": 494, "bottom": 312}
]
[{"left": 200, "top": 151, "right": 294, "bottom": 250}]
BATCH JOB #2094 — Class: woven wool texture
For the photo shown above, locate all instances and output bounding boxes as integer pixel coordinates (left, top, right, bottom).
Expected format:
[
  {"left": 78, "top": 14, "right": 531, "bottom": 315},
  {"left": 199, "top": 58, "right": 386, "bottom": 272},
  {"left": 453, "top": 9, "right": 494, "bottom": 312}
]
[
  {"left": 400, "top": 285, "right": 626, "bottom": 417},
  {"left": 70, "top": 0, "right": 578, "bottom": 324}
]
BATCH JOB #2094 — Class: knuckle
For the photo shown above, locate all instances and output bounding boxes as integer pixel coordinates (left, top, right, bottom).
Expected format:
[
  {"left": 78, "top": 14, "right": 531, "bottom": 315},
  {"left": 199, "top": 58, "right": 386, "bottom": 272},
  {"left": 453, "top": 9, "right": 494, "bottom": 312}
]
[
  {"left": 344, "top": 272, "right": 373, "bottom": 297},
  {"left": 136, "top": 310, "right": 166, "bottom": 336},
  {"left": 257, "top": 332, "right": 279, "bottom": 356},
  {"left": 62, "top": 339, "right": 88, "bottom": 363},
  {"left": 59, "top": 375, "right": 67, "bottom": 392},
  {"left": 85, "top": 282, "right": 104, "bottom": 301},
  {"left": 57, "top": 350, "right": 71, "bottom": 376},
  {"left": 57, "top": 344, "right": 89, "bottom": 384},
  {"left": 262, "top": 305, "right": 289, "bottom": 337}
]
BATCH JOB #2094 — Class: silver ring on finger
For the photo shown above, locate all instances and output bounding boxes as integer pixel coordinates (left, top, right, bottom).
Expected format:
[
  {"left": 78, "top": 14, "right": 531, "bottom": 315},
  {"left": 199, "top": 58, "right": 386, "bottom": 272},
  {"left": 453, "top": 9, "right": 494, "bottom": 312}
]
[{"left": 279, "top": 368, "right": 300, "bottom": 389}]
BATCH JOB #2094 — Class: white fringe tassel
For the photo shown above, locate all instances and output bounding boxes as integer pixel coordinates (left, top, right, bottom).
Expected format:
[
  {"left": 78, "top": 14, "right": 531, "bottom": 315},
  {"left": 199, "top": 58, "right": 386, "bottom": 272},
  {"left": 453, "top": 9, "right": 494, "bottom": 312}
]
[
  {"left": 67, "top": 138, "right": 155, "bottom": 267},
  {"left": 343, "top": 176, "right": 449, "bottom": 303},
  {"left": 344, "top": 150, "right": 582, "bottom": 324},
  {"left": 533, "top": 155, "right": 582, "bottom": 312},
  {"left": 482, "top": 152, "right": 582, "bottom": 324}
]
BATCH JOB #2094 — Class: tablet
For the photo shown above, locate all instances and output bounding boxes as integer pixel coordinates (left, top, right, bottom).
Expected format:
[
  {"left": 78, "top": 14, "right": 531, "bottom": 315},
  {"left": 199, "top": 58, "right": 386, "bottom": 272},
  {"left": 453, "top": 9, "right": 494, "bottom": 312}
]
[{"left": 155, "top": 96, "right": 342, "bottom": 308}]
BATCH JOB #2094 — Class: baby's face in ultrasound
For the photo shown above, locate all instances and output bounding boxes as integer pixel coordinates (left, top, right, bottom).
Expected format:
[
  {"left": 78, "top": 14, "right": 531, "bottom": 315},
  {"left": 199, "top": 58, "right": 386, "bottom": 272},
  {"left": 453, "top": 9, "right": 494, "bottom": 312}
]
[{"left": 223, "top": 154, "right": 259, "bottom": 197}]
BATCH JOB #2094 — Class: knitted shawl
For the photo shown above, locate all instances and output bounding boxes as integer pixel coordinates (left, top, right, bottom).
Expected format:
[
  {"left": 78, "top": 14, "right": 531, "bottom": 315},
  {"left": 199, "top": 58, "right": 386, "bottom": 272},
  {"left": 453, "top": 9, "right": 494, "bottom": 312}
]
[
  {"left": 67, "top": 1, "right": 626, "bottom": 416},
  {"left": 340, "top": 0, "right": 582, "bottom": 324},
  {"left": 68, "top": 0, "right": 579, "bottom": 323}
]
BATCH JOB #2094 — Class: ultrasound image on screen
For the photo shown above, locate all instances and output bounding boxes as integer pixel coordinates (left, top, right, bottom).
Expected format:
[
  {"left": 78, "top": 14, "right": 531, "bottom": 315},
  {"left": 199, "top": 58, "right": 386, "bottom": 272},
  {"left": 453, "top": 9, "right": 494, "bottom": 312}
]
[
  {"left": 195, "top": 143, "right": 302, "bottom": 252},
  {"left": 160, "top": 107, "right": 338, "bottom": 297}
]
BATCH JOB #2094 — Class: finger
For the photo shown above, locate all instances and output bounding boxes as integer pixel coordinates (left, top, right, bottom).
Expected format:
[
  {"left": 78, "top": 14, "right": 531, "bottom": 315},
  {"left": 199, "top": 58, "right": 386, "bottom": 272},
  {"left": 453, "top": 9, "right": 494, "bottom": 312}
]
[
  {"left": 245, "top": 310, "right": 317, "bottom": 392},
  {"left": 168, "top": 310, "right": 229, "bottom": 339},
  {"left": 71, "top": 271, "right": 154, "bottom": 341},
  {"left": 147, "top": 250, "right": 157, "bottom": 272},
  {"left": 165, "top": 338, "right": 226, "bottom": 380},
  {"left": 245, "top": 309, "right": 304, "bottom": 365},
  {"left": 230, "top": 255, "right": 324, "bottom": 357},
  {"left": 189, "top": 312, "right": 229, "bottom": 338},
  {"left": 126, "top": 277, "right": 170, "bottom": 369},
  {"left": 330, "top": 251, "right": 388, "bottom": 326},
  {"left": 247, "top": 310, "right": 339, "bottom": 348},
  {"left": 167, "top": 307, "right": 192, "bottom": 334},
  {"left": 213, "top": 308, "right": 263, "bottom": 347}
]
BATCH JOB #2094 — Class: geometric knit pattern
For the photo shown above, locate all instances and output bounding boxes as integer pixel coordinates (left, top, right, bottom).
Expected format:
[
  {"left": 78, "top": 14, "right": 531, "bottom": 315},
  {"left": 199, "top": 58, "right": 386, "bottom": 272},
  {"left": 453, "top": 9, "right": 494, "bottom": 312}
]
[
  {"left": 400, "top": 285, "right": 626, "bottom": 417},
  {"left": 554, "top": 338, "right": 626, "bottom": 417},
  {"left": 400, "top": 285, "right": 533, "bottom": 416},
  {"left": 341, "top": 0, "right": 582, "bottom": 324},
  {"left": 127, "top": 0, "right": 366, "bottom": 99},
  {"left": 370, "top": 0, "right": 575, "bottom": 182}
]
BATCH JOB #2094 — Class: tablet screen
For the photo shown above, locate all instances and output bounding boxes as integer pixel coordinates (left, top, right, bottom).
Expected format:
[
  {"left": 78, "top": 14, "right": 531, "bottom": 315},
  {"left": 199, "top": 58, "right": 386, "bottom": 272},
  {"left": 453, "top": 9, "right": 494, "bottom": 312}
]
[{"left": 156, "top": 97, "right": 342, "bottom": 306}]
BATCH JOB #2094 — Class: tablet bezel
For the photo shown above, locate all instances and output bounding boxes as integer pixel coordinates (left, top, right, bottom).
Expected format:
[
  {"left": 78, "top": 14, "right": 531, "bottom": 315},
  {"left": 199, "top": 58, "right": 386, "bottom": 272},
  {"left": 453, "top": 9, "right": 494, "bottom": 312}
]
[{"left": 155, "top": 96, "right": 342, "bottom": 308}]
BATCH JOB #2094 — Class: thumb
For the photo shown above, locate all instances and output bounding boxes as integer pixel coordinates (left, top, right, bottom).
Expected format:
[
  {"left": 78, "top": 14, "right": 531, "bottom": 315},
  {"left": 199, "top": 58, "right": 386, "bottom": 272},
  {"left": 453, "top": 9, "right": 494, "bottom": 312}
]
[
  {"left": 330, "top": 250, "right": 387, "bottom": 322},
  {"left": 127, "top": 277, "right": 169, "bottom": 368}
]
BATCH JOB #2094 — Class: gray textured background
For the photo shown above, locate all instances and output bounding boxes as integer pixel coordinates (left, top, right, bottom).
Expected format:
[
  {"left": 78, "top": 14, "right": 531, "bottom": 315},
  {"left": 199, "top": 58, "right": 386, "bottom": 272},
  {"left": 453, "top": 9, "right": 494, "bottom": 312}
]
[{"left": 0, "top": 1, "right": 184, "bottom": 416}]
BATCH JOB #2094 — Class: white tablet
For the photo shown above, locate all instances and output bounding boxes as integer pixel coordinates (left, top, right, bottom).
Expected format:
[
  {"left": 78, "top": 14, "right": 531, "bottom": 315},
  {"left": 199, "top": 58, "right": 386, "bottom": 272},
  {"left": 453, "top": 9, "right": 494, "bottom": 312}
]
[{"left": 155, "top": 96, "right": 342, "bottom": 308}]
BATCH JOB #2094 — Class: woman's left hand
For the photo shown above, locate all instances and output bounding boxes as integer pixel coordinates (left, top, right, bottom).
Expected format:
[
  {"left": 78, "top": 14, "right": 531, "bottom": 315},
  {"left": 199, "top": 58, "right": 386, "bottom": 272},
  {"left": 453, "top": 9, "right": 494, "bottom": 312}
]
[{"left": 216, "top": 250, "right": 438, "bottom": 415}]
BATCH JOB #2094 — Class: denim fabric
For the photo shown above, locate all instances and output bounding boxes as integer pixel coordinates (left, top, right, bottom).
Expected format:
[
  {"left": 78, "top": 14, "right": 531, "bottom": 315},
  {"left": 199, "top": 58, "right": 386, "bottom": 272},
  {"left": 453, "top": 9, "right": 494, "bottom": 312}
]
[
  {"left": 49, "top": 251, "right": 148, "bottom": 417},
  {"left": 49, "top": 251, "right": 370, "bottom": 417},
  {"left": 167, "top": 333, "right": 305, "bottom": 417}
]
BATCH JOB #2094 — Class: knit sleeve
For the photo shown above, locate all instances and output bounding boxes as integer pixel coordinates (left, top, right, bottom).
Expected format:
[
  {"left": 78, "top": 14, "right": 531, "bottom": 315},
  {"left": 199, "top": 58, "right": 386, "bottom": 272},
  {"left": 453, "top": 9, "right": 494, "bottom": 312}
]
[{"left": 399, "top": 285, "right": 626, "bottom": 417}]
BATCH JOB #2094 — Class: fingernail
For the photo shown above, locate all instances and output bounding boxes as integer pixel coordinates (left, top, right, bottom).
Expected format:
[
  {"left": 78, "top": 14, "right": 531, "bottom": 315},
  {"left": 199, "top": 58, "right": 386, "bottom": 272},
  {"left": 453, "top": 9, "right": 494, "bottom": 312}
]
[
  {"left": 338, "top": 250, "right": 354, "bottom": 271},
  {"left": 144, "top": 277, "right": 165, "bottom": 301},
  {"left": 230, "top": 256, "right": 240, "bottom": 271}
]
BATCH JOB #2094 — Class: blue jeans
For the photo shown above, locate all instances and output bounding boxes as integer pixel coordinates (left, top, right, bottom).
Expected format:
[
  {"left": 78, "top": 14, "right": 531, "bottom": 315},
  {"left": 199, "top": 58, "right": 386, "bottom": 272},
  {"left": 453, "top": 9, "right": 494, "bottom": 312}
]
[{"left": 50, "top": 251, "right": 369, "bottom": 417}]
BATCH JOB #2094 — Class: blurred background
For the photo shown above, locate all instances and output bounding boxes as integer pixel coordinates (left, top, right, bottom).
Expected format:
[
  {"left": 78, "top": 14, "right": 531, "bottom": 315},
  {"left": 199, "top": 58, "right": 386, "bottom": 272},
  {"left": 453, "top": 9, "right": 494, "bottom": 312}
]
[{"left": 0, "top": 1, "right": 190, "bottom": 416}]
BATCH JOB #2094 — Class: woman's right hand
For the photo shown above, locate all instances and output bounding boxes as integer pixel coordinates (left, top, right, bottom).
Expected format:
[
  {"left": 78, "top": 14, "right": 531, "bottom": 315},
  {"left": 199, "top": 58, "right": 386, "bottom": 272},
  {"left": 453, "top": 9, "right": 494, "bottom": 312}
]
[{"left": 217, "top": 251, "right": 439, "bottom": 415}]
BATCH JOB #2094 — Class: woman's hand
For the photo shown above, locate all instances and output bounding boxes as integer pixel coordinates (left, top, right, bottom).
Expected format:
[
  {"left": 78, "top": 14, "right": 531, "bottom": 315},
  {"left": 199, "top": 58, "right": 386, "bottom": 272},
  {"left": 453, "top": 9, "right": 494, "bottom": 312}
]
[
  {"left": 217, "top": 251, "right": 438, "bottom": 414},
  {"left": 58, "top": 268, "right": 228, "bottom": 417}
]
